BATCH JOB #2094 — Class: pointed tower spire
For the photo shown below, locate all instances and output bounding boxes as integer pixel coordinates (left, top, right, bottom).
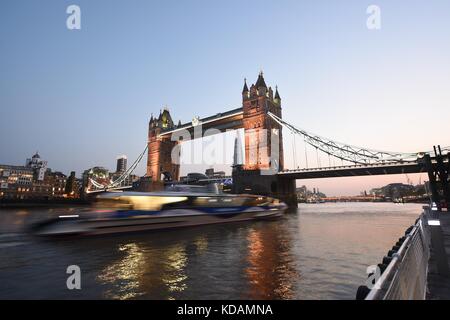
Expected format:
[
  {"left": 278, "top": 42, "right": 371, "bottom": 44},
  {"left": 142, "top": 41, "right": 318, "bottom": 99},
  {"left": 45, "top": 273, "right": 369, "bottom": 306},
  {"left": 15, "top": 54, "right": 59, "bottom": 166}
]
[
  {"left": 255, "top": 71, "right": 267, "bottom": 88},
  {"left": 242, "top": 78, "right": 249, "bottom": 93},
  {"left": 275, "top": 86, "right": 281, "bottom": 100}
]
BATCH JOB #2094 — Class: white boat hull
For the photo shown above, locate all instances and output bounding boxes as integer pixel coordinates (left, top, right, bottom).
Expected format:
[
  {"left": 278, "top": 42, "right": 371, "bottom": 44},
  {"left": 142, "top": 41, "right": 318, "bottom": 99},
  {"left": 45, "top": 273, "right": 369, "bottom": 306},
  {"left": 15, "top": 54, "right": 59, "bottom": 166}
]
[{"left": 33, "top": 207, "right": 286, "bottom": 237}]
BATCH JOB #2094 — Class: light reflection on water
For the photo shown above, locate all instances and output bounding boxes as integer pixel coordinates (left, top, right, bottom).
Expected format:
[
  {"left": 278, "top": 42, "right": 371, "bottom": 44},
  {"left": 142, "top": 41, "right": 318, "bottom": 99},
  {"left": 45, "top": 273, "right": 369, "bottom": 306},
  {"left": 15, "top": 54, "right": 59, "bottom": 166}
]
[
  {"left": 245, "top": 227, "right": 299, "bottom": 299},
  {"left": 98, "top": 243, "right": 146, "bottom": 300},
  {"left": 161, "top": 244, "right": 188, "bottom": 298},
  {"left": 0, "top": 203, "right": 422, "bottom": 299}
]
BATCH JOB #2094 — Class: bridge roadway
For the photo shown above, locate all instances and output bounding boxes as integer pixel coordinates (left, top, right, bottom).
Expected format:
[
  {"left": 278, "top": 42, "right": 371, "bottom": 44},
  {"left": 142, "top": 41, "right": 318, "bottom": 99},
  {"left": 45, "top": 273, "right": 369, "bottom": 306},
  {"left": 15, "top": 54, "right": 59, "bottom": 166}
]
[
  {"left": 277, "top": 161, "right": 427, "bottom": 180},
  {"left": 166, "top": 159, "right": 440, "bottom": 186}
]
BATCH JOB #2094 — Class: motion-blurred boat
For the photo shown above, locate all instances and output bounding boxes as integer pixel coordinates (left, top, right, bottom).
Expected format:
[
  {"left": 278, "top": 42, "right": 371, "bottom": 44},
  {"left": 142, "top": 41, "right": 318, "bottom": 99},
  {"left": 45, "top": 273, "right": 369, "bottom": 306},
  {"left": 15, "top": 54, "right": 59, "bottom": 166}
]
[{"left": 31, "top": 186, "right": 286, "bottom": 237}]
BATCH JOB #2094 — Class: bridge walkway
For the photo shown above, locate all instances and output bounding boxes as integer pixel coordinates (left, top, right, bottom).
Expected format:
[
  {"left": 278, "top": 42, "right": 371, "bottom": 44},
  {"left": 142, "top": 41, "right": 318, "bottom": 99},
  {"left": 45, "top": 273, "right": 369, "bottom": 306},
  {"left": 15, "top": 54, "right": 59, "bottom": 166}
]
[
  {"left": 427, "top": 211, "right": 450, "bottom": 299},
  {"left": 359, "top": 206, "right": 450, "bottom": 300}
]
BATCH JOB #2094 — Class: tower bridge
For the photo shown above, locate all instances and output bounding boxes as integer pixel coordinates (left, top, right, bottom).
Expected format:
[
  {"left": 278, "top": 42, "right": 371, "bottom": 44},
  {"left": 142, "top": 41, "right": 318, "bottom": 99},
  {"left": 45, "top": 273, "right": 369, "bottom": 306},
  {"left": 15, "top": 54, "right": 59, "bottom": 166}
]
[
  {"left": 140, "top": 72, "right": 449, "bottom": 207},
  {"left": 89, "top": 72, "right": 449, "bottom": 208}
]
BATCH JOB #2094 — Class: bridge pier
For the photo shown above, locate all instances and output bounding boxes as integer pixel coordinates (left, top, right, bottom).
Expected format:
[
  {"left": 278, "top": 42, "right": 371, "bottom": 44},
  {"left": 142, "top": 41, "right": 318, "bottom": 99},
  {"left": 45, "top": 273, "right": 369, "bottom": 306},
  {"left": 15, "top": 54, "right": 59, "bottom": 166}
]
[
  {"left": 232, "top": 168, "right": 297, "bottom": 208},
  {"left": 421, "top": 146, "right": 450, "bottom": 210}
]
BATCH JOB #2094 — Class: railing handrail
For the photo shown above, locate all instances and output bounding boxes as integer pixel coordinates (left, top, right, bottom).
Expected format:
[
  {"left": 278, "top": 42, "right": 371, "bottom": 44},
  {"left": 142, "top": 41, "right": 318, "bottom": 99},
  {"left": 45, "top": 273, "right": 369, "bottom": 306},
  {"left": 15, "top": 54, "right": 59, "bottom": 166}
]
[
  {"left": 364, "top": 212, "right": 429, "bottom": 300},
  {"left": 365, "top": 224, "right": 418, "bottom": 299}
]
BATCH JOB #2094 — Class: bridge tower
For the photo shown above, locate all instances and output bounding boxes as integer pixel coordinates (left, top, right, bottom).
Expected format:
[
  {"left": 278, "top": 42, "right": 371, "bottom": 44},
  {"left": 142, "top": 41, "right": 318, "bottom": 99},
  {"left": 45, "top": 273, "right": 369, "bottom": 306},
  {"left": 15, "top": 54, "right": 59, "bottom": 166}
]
[
  {"left": 242, "top": 72, "right": 284, "bottom": 171},
  {"left": 234, "top": 72, "right": 296, "bottom": 207},
  {"left": 146, "top": 108, "right": 180, "bottom": 183}
]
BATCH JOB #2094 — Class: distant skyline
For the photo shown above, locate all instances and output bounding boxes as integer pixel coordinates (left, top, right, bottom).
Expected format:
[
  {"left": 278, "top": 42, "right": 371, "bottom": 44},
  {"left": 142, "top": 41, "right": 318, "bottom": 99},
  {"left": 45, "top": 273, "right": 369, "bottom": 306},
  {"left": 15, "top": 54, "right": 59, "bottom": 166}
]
[{"left": 1, "top": 1, "right": 450, "bottom": 195}]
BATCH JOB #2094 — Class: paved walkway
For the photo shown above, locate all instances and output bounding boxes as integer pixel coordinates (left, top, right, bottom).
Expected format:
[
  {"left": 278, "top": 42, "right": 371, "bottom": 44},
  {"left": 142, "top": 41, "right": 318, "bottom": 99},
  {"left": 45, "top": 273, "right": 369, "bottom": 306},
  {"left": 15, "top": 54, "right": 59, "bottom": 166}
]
[{"left": 427, "top": 211, "right": 450, "bottom": 299}]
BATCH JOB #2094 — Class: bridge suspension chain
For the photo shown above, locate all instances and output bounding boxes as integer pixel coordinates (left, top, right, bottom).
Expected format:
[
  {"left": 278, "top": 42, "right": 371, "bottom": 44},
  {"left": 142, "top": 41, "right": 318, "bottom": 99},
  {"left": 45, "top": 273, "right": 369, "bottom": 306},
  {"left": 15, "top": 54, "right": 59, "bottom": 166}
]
[
  {"left": 89, "top": 178, "right": 107, "bottom": 190},
  {"left": 268, "top": 112, "right": 430, "bottom": 165},
  {"left": 109, "top": 145, "right": 148, "bottom": 188},
  {"left": 90, "top": 144, "right": 149, "bottom": 191}
]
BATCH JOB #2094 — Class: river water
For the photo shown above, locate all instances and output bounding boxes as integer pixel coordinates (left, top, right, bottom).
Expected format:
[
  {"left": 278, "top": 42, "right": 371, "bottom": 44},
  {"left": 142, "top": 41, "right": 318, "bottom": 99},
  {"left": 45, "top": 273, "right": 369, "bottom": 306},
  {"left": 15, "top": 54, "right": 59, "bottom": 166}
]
[{"left": 0, "top": 202, "right": 423, "bottom": 299}]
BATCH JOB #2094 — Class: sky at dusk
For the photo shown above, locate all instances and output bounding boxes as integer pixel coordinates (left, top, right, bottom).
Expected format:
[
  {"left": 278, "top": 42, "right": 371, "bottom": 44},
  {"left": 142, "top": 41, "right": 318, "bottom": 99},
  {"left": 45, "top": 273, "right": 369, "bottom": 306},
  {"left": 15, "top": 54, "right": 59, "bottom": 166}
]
[{"left": 1, "top": 0, "right": 450, "bottom": 196}]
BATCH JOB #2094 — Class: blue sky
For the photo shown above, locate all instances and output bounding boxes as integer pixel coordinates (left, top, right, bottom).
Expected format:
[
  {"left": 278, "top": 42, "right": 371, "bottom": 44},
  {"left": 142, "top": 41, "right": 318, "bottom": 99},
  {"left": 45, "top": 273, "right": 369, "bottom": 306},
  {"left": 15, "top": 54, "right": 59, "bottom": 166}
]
[{"left": 1, "top": 1, "right": 450, "bottom": 195}]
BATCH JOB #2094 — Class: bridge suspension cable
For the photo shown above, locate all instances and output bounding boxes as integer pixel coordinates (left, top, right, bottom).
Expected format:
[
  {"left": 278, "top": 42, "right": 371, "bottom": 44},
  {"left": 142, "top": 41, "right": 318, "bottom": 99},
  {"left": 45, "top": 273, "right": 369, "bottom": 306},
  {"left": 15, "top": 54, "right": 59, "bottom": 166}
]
[
  {"left": 268, "top": 112, "right": 437, "bottom": 165},
  {"left": 89, "top": 144, "right": 148, "bottom": 191},
  {"left": 291, "top": 131, "right": 297, "bottom": 169},
  {"left": 304, "top": 136, "right": 309, "bottom": 169}
]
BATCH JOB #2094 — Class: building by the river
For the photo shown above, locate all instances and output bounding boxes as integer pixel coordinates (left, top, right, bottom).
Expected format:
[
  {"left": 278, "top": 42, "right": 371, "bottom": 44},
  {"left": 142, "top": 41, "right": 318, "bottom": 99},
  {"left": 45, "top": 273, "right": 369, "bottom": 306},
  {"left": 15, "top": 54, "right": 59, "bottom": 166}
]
[
  {"left": 0, "top": 152, "right": 69, "bottom": 200},
  {"left": 116, "top": 155, "right": 127, "bottom": 173}
]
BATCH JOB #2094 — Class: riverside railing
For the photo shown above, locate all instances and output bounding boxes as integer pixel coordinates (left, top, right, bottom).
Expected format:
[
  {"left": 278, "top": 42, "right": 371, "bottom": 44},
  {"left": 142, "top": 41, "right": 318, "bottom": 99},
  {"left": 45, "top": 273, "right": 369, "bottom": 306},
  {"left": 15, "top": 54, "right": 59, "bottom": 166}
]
[{"left": 357, "top": 208, "right": 431, "bottom": 300}]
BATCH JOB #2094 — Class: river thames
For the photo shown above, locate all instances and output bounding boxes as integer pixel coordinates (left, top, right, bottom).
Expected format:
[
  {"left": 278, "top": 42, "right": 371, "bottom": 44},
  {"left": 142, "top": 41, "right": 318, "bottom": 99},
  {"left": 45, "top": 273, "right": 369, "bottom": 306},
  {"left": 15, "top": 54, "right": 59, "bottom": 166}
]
[{"left": 0, "top": 202, "right": 422, "bottom": 299}]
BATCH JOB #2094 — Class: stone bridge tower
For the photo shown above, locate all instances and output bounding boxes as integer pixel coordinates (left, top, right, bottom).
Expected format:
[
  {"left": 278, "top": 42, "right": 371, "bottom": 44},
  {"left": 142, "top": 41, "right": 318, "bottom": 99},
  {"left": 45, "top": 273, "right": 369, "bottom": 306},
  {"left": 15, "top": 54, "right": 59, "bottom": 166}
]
[
  {"left": 146, "top": 108, "right": 180, "bottom": 183},
  {"left": 242, "top": 72, "right": 284, "bottom": 171},
  {"left": 234, "top": 72, "right": 296, "bottom": 207}
]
